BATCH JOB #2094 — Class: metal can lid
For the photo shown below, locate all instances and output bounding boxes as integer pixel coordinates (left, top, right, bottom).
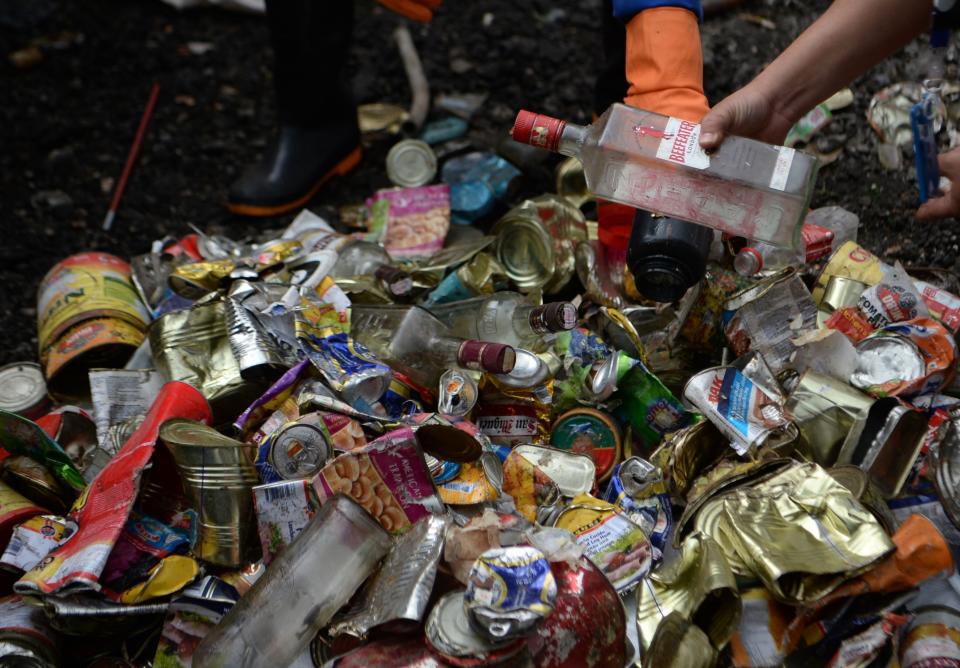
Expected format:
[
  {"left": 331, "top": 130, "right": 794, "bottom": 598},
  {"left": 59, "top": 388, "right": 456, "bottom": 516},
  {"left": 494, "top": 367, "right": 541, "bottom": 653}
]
[
  {"left": 491, "top": 217, "right": 555, "bottom": 289},
  {"left": 0, "top": 363, "right": 48, "bottom": 414},
  {"left": 269, "top": 423, "right": 331, "bottom": 479},
  {"left": 426, "top": 591, "right": 524, "bottom": 664},
  {"left": 386, "top": 139, "right": 438, "bottom": 188},
  {"left": 550, "top": 408, "right": 622, "bottom": 483}
]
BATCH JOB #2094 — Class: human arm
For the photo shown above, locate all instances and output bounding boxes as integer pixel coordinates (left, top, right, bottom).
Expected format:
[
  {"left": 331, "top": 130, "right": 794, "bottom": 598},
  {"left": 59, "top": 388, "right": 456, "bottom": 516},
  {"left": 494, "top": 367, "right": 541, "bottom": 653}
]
[{"left": 699, "top": 0, "right": 932, "bottom": 148}]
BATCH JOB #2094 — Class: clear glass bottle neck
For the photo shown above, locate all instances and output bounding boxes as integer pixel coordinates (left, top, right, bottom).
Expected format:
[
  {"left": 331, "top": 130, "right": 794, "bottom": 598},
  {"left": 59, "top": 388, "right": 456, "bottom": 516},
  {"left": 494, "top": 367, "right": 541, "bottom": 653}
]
[{"left": 557, "top": 123, "right": 587, "bottom": 158}]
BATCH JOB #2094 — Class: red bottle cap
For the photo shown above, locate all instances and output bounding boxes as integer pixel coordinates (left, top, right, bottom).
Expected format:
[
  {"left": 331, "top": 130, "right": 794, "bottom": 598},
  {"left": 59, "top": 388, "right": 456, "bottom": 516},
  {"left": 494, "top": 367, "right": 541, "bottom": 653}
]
[
  {"left": 740, "top": 247, "right": 763, "bottom": 273},
  {"left": 511, "top": 110, "right": 566, "bottom": 152},
  {"left": 458, "top": 341, "right": 517, "bottom": 375}
]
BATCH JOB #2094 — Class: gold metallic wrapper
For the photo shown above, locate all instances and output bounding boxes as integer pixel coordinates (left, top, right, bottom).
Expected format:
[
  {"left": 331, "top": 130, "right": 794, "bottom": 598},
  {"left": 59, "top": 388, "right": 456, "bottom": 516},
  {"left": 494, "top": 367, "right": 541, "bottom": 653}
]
[
  {"left": 637, "top": 532, "right": 740, "bottom": 652},
  {"left": 149, "top": 299, "right": 255, "bottom": 420},
  {"left": 170, "top": 259, "right": 237, "bottom": 298},
  {"left": 455, "top": 252, "right": 507, "bottom": 296},
  {"left": 644, "top": 612, "right": 718, "bottom": 668},
  {"left": 709, "top": 462, "right": 895, "bottom": 604},
  {"left": 554, "top": 157, "right": 592, "bottom": 209}
]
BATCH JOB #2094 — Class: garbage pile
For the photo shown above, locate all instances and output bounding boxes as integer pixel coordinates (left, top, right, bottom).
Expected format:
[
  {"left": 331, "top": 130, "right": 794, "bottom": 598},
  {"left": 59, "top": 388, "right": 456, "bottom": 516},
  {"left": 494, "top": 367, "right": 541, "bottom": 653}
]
[{"left": 3, "top": 121, "right": 960, "bottom": 668}]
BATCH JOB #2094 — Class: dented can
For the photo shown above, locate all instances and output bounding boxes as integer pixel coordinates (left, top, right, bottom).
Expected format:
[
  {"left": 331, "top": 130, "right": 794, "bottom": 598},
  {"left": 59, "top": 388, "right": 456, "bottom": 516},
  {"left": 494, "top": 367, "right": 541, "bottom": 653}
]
[{"left": 464, "top": 545, "right": 557, "bottom": 640}]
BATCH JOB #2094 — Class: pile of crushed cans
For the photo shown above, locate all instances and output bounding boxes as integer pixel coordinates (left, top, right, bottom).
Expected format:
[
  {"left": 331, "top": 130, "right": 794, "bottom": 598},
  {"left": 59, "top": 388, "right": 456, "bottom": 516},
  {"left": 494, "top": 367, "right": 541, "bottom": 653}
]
[{"left": 4, "top": 116, "right": 960, "bottom": 668}]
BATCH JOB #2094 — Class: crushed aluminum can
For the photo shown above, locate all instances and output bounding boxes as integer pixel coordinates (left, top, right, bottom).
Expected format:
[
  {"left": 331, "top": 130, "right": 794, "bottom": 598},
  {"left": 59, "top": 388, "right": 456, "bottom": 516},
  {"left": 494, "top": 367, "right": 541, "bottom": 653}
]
[
  {"left": 0, "top": 362, "right": 50, "bottom": 420},
  {"left": 464, "top": 545, "right": 557, "bottom": 641},
  {"left": 223, "top": 291, "right": 288, "bottom": 383},
  {"left": 552, "top": 495, "right": 653, "bottom": 594},
  {"left": 851, "top": 317, "right": 957, "bottom": 397},
  {"left": 425, "top": 591, "right": 527, "bottom": 665},
  {"left": 549, "top": 407, "right": 622, "bottom": 484},
  {"left": 683, "top": 366, "right": 789, "bottom": 455},
  {"left": 603, "top": 457, "right": 673, "bottom": 555},
  {"left": 0, "top": 514, "right": 73, "bottom": 573},
  {"left": 386, "top": 139, "right": 438, "bottom": 188},
  {"left": 330, "top": 513, "right": 449, "bottom": 638},
  {"left": 438, "top": 369, "right": 479, "bottom": 416},
  {"left": 900, "top": 606, "right": 960, "bottom": 668},
  {"left": 267, "top": 421, "right": 332, "bottom": 480},
  {"left": 1, "top": 455, "right": 72, "bottom": 515}
]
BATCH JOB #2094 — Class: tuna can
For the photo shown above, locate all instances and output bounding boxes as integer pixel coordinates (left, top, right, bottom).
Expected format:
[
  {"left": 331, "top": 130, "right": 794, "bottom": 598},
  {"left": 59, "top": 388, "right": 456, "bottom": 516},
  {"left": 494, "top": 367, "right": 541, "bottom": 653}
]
[
  {"left": 386, "top": 139, "right": 438, "bottom": 188},
  {"left": 550, "top": 408, "right": 622, "bottom": 484},
  {"left": 37, "top": 253, "right": 150, "bottom": 400},
  {"left": 0, "top": 363, "right": 50, "bottom": 420}
]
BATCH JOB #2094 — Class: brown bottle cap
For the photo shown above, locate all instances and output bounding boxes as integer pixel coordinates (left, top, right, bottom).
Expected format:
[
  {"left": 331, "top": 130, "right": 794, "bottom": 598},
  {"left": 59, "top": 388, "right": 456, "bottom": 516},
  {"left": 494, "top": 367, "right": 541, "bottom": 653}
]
[
  {"left": 458, "top": 341, "right": 517, "bottom": 375},
  {"left": 530, "top": 302, "right": 578, "bottom": 333},
  {"left": 511, "top": 110, "right": 565, "bottom": 152}
]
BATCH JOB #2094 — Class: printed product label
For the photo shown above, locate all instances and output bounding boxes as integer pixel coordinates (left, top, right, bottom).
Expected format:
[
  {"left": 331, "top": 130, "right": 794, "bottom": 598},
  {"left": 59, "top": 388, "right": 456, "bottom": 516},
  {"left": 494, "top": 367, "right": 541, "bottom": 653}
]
[
  {"left": 769, "top": 147, "right": 796, "bottom": 191},
  {"left": 655, "top": 117, "right": 710, "bottom": 170},
  {"left": 253, "top": 479, "right": 316, "bottom": 564}
]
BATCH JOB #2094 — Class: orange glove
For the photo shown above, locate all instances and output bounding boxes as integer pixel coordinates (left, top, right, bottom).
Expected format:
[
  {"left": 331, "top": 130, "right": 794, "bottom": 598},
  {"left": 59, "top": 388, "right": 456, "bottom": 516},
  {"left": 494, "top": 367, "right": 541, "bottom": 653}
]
[
  {"left": 377, "top": 0, "right": 442, "bottom": 23},
  {"left": 624, "top": 7, "right": 709, "bottom": 122}
]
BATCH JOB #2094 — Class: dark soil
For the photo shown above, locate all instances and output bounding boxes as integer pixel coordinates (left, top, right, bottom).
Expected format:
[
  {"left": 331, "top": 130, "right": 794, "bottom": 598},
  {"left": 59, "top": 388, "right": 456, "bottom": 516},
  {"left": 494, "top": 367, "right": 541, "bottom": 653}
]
[{"left": 1, "top": 0, "right": 956, "bottom": 367}]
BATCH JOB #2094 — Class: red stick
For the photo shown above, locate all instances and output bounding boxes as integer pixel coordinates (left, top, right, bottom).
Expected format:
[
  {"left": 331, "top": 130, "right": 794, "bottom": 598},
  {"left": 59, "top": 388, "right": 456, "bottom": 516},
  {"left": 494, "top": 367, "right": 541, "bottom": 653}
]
[{"left": 102, "top": 82, "right": 161, "bottom": 231}]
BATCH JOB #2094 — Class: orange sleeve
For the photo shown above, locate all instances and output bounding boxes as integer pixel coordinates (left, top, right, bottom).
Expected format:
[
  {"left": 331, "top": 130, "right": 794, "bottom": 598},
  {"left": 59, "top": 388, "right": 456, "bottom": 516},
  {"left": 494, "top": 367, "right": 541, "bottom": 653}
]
[{"left": 624, "top": 7, "right": 709, "bottom": 122}]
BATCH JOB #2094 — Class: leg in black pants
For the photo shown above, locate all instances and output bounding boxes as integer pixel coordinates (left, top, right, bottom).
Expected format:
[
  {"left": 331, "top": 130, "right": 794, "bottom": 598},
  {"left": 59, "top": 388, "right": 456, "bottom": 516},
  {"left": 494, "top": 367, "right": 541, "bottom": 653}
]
[{"left": 228, "top": 0, "right": 362, "bottom": 217}]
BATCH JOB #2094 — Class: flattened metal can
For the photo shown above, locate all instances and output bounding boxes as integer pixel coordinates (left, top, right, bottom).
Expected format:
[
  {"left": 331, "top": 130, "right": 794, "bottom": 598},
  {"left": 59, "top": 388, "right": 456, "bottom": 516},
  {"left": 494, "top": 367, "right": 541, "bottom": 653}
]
[
  {"left": 425, "top": 591, "right": 526, "bottom": 666},
  {"left": 514, "top": 444, "right": 596, "bottom": 498},
  {"left": 464, "top": 546, "right": 557, "bottom": 640},
  {"left": 851, "top": 317, "right": 957, "bottom": 397}
]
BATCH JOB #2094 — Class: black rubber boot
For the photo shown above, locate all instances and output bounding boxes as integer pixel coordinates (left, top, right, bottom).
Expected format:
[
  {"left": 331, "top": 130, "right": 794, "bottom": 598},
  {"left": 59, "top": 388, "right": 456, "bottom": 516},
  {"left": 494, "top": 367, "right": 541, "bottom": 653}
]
[
  {"left": 627, "top": 210, "right": 713, "bottom": 303},
  {"left": 227, "top": 124, "right": 361, "bottom": 217},
  {"left": 228, "top": 0, "right": 359, "bottom": 217}
]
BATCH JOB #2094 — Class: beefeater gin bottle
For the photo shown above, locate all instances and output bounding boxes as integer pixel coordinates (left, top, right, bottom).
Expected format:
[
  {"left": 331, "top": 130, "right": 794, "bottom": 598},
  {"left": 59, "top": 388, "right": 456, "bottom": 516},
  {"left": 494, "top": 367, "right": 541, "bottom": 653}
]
[{"left": 511, "top": 104, "right": 819, "bottom": 250}]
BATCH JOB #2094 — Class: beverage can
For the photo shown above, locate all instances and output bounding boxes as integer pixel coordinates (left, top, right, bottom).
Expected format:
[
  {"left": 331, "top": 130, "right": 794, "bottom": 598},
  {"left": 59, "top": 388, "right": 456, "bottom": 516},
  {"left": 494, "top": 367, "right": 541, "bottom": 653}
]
[
  {"left": 900, "top": 608, "right": 960, "bottom": 668},
  {"left": 267, "top": 423, "right": 331, "bottom": 480},
  {"left": 603, "top": 457, "right": 672, "bottom": 554},
  {"left": 464, "top": 546, "right": 557, "bottom": 641},
  {"left": 386, "top": 139, "right": 438, "bottom": 188}
]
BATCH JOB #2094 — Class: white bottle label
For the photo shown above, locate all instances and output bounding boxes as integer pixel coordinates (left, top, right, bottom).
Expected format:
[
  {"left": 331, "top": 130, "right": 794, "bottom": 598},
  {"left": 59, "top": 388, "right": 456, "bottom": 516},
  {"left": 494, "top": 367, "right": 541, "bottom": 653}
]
[
  {"left": 770, "top": 146, "right": 796, "bottom": 191},
  {"left": 655, "top": 117, "right": 710, "bottom": 170}
]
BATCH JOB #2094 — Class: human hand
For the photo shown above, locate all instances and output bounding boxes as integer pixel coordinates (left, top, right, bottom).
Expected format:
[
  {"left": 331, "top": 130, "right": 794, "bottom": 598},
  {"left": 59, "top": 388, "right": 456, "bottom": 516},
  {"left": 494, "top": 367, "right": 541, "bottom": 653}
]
[
  {"left": 917, "top": 149, "right": 960, "bottom": 221},
  {"left": 698, "top": 84, "right": 796, "bottom": 151},
  {"left": 377, "top": 0, "right": 442, "bottom": 23}
]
